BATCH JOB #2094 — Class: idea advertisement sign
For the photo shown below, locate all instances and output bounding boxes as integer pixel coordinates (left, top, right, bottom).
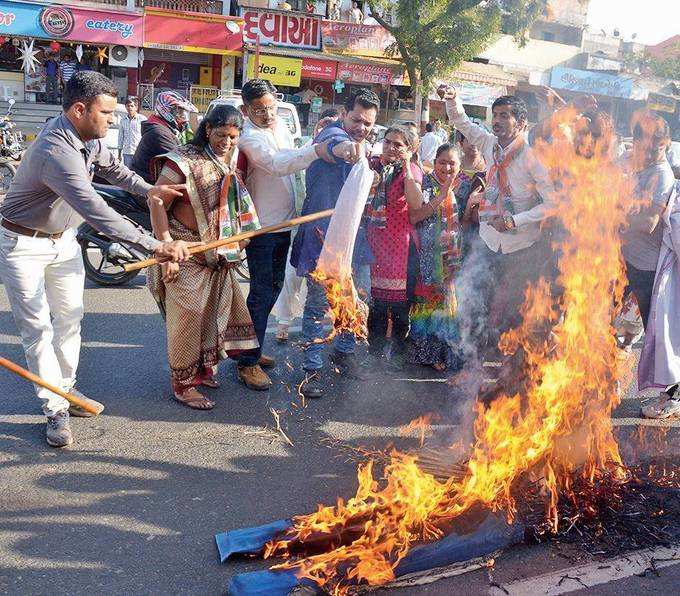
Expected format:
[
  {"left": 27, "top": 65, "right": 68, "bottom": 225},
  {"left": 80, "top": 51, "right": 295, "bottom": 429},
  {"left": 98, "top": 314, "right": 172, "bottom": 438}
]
[
  {"left": 241, "top": 8, "right": 322, "bottom": 50},
  {"left": 247, "top": 54, "right": 302, "bottom": 87}
]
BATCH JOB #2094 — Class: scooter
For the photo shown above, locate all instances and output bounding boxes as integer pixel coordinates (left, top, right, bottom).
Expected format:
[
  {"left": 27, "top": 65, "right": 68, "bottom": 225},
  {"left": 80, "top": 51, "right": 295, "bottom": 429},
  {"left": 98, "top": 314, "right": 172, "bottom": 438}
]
[
  {"left": 0, "top": 99, "right": 25, "bottom": 192},
  {"left": 78, "top": 184, "right": 250, "bottom": 287}
]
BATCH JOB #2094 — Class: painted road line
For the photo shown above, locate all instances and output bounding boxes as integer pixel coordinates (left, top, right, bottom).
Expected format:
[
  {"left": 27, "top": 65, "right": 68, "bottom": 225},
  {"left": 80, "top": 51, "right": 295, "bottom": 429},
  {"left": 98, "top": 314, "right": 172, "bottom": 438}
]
[{"left": 490, "top": 544, "right": 680, "bottom": 595}]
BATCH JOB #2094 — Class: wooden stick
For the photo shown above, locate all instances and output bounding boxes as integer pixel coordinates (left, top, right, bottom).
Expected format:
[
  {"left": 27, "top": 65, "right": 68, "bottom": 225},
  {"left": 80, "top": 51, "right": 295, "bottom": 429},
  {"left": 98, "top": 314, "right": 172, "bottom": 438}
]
[
  {"left": 123, "top": 209, "right": 335, "bottom": 273},
  {"left": 0, "top": 356, "right": 101, "bottom": 415}
]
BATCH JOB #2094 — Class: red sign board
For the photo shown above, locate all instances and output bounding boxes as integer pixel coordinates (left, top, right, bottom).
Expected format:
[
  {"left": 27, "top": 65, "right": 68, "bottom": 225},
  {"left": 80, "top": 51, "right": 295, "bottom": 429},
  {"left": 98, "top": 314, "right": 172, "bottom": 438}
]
[
  {"left": 321, "top": 21, "right": 396, "bottom": 57},
  {"left": 241, "top": 8, "right": 322, "bottom": 50},
  {"left": 144, "top": 10, "right": 243, "bottom": 55},
  {"left": 337, "top": 62, "right": 393, "bottom": 85},
  {"left": 38, "top": 5, "right": 144, "bottom": 46},
  {"left": 301, "top": 57, "right": 337, "bottom": 80}
]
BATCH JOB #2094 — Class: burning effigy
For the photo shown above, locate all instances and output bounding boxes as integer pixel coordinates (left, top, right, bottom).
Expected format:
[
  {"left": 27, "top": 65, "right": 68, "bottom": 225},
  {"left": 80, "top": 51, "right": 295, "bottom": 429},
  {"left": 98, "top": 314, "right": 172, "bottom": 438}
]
[{"left": 216, "top": 112, "right": 680, "bottom": 594}]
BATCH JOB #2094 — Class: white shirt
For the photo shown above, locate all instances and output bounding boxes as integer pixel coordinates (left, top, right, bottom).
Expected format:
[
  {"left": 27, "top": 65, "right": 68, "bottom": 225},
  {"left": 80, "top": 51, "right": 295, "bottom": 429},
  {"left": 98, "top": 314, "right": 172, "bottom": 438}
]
[
  {"left": 118, "top": 113, "right": 146, "bottom": 156},
  {"left": 419, "top": 131, "right": 440, "bottom": 165},
  {"left": 446, "top": 96, "right": 555, "bottom": 254},
  {"left": 237, "top": 118, "right": 318, "bottom": 228}
]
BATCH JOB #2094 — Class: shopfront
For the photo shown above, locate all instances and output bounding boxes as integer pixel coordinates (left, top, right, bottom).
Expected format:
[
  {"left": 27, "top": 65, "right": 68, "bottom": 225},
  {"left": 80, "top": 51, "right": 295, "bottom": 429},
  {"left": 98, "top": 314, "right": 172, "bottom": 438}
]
[
  {"left": 0, "top": 1, "right": 144, "bottom": 103},
  {"left": 142, "top": 8, "right": 243, "bottom": 112}
]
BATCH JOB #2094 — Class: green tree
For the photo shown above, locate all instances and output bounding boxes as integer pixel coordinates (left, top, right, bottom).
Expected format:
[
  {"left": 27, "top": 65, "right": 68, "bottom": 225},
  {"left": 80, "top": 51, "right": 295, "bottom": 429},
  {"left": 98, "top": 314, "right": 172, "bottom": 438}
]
[{"left": 365, "top": 0, "right": 546, "bottom": 122}]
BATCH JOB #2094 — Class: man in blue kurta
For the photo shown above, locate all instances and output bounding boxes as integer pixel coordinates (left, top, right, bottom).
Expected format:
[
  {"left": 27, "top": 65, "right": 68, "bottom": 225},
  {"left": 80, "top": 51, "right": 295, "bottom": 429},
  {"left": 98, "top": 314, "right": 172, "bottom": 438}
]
[{"left": 290, "top": 88, "right": 380, "bottom": 399}]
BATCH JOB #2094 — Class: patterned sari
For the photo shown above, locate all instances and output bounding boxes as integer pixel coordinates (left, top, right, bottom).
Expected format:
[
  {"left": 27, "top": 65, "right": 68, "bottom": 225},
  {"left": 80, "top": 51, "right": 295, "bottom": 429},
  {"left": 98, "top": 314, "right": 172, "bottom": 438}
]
[
  {"left": 407, "top": 172, "right": 463, "bottom": 370},
  {"left": 148, "top": 144, "right": 259, "bottom": 393}
]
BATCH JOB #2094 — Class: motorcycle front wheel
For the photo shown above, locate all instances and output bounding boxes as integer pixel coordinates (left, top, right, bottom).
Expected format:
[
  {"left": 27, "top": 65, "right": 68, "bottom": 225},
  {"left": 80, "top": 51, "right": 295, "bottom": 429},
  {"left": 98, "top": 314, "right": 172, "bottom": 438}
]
[
  {"left": 0, "top": 161, "right": 15, "bottom": 192},
  {"left": 78, "top": 224, "right": 141, "bottom": 286}
]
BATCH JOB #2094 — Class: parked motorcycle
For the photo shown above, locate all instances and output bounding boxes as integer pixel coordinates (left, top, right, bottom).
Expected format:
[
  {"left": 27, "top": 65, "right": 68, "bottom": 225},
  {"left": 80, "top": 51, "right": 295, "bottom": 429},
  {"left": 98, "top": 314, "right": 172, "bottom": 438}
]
[
  {"left": 78, "top": 184, "right": 250, "bottom": 287},
  {"left": 0, "top": 99, "right": 24, "bottom": 192}
]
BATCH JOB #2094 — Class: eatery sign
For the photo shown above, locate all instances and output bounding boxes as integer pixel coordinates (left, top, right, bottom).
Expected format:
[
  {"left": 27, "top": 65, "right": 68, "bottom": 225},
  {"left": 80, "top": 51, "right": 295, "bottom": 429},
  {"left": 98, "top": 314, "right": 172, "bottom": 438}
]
[{"left": 241, "top": 8, "right": 321, "bottom": 50}]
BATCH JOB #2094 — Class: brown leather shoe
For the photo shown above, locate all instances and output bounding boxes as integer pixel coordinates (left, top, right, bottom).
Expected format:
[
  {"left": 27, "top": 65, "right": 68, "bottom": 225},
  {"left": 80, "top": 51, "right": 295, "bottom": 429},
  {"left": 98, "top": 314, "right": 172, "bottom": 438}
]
[
  {"left": 238, "top": 364, "right": 271, "bottom": 391},
  {"left": 258, "top": 354, "right": 276, "bottom": 369}
]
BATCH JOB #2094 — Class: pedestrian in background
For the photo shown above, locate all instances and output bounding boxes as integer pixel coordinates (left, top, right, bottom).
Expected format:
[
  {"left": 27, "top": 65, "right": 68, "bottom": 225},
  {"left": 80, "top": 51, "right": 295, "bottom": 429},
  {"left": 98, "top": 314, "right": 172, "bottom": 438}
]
[
  {"left": 118, "top": 96, "right": 146, "bottom": 168},
  {"left": 419, "top": 122, "right": 440, "bottom": 172},
  {"left": 44, "top": 52, "right": 59, "bottom": 104}
]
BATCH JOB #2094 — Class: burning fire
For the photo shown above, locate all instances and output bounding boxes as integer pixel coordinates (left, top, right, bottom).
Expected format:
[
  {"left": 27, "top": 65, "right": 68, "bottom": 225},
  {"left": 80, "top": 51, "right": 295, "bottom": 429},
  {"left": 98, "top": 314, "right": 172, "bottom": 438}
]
[
  {"left": 310, "top": 269, "right": 368, "bottom": 342},
  {"left": 267, "top": 110, "right": 638, "bottom": 593}
]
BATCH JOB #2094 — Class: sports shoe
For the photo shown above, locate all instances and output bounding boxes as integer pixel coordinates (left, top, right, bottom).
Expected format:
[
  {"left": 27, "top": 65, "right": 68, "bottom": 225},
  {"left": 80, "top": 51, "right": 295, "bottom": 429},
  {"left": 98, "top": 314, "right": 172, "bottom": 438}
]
[
  {"left": 329, "top": 350, "right": 367, "bottom": 380},
  {"left": 237, "top": 364, "right": 271, "bottom": 391},
  {"left": 641, "top": 391, "right": 680, "bottom": 419},
  {"left": 46, "top": 410, "right": 74, "bottom": 447},
  {"left": 67, "top": 388, "right": 105, "bottom": 418}
]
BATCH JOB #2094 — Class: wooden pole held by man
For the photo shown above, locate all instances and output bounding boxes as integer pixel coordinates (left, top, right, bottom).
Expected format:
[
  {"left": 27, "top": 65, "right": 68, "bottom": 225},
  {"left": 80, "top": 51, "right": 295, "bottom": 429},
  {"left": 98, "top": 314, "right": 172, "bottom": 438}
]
[{"left": 123, "top": 209, "right": 335, "bottom": 273}]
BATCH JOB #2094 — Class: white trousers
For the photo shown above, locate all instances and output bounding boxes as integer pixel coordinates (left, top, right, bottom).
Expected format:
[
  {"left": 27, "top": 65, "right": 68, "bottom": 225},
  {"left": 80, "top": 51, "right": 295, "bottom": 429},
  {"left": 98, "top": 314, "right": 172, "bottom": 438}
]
[
  {"left": 272, "top": 259, "right": 305, "bottom": 326},
  {"left": 0, "top": 227, "right": 85, "bottom": 416}
]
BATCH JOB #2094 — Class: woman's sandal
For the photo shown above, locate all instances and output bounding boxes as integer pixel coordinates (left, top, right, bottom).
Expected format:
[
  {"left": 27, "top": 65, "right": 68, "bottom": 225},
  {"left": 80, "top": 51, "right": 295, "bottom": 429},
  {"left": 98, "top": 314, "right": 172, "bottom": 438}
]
[
  {"left": 201, "top": 376, "right": 220, "bottom": 388},
  {"left": 173, "top": 387, "right": 215, "bottom": 410}
]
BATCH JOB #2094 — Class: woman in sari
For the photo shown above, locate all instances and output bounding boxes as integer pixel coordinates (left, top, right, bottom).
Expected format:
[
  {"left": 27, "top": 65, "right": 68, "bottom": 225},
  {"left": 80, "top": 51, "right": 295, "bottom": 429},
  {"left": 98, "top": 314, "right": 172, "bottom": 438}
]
[
  {"left": 407, "top": 144, "right": 464, "bottom": 371},
  {"left": 148, "top": 105, "right": 260, "bottom": 410},
  {"left": 366, "top": 125, "right": 423, "bottom": 366}
]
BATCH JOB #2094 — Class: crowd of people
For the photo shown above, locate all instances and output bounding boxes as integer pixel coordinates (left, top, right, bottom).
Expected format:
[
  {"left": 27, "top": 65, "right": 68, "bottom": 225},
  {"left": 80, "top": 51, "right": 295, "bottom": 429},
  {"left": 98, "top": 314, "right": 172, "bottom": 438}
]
[{"left": 0, "top": 70, "right": 678, "bottom": 448}]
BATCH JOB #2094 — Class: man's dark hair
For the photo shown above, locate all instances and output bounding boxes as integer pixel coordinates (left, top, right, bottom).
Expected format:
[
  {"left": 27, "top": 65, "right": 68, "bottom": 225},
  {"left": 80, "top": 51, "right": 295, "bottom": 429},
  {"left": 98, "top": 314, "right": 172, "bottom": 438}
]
[
  {"left": 125, "top": 96, "right": 138, "bottom": 106},
  {"left": 320, "top": 107, "right": 341, "bottom": 120},
  {"left": 425, "top": 122, "right": 433, "bottom": 133},
  {"left": 344, "top": 88, "right": 380, "bottom": 113},
  {"left": 632, "top": 110, "right": 671, "bottom": 142},
  {"left": 63, "top": 71, "right": 118, "bottom": 110},
  {"left": 241, "top": 78, "right": 277, "bottom": 104},
  {"left": 456, "top": 130, "right": 466, "bottom": 143},
  {"left": 190, "top": 104, "right": 243, "bottom": 149},
  {"left": 491, "top": 95, "right": 528, "bottom": 123}
]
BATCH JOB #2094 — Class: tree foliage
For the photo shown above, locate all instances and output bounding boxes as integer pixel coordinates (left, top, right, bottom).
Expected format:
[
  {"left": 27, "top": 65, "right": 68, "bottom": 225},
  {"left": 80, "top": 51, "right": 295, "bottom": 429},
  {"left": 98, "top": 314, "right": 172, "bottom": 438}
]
[{"left": 366, "top": 0, "right": 546, "bottom": 98}]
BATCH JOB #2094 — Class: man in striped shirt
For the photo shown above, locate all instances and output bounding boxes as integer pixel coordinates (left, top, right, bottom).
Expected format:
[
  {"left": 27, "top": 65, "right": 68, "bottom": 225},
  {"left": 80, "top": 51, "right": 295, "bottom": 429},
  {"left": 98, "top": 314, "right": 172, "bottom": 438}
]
[{"left": 58, "top": 52, "right": 77, "bottom": 88}]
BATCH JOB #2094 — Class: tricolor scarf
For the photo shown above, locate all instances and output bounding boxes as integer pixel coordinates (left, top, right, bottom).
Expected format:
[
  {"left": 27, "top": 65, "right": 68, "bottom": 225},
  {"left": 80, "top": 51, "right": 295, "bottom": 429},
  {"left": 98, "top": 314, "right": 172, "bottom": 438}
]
[{"left": 480, "top": 136, "right": 526, "bottom": 216}]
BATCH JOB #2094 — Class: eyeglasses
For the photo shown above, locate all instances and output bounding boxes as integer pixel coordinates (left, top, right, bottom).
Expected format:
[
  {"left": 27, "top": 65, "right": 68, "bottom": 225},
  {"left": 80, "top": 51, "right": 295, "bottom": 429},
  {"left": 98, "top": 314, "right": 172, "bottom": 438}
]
[{"left": 248, "top": 104, "right": 277, "bottom": 117}]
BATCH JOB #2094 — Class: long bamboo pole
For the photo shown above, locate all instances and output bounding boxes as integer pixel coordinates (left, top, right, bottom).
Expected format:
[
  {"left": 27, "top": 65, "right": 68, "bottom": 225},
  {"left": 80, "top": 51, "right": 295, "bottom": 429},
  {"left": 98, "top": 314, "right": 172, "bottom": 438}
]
[
  {"left": 0, "top": 356, "right": 102, "bottom": 415},
  {"left": 123, "top": 209, "right": 334, "bottom": 273}
]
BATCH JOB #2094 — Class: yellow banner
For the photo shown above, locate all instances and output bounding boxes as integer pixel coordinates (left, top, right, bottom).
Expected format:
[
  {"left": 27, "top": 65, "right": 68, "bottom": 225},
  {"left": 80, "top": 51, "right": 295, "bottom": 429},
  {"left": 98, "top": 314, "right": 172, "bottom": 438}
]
[{"left": 247, "top": 55, "right": 302, "bottom": 87}]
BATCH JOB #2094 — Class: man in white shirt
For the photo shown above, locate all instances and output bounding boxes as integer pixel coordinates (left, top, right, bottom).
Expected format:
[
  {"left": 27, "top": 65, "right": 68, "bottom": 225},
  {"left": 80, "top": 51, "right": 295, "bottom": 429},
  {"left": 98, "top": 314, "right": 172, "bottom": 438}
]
[
  {"left": 443, "top": 85, "right": 556, "bottom": 347},
  {"left": 419, "top": 122, "right": 441, "bottom": 171},
  {"left": 236, "top": 79, "right": 329, "bottom": 390},
  {"left": 118, "top": 96, "right": 146, "bottom": 167}
]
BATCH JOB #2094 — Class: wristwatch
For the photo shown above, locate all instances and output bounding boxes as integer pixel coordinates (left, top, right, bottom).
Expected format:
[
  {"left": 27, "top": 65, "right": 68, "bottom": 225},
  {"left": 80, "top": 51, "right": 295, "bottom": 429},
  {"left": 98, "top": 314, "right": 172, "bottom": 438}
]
[{"left": 503, "top": 215, "right": 516, "bottom": 230}]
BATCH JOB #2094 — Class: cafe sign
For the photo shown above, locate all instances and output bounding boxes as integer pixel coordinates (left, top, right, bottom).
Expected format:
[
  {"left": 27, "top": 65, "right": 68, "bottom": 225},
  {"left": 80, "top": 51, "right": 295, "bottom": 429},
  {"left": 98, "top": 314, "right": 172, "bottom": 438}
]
[{"left": 241, "top": 8, "right": 321, "bottom": 50}]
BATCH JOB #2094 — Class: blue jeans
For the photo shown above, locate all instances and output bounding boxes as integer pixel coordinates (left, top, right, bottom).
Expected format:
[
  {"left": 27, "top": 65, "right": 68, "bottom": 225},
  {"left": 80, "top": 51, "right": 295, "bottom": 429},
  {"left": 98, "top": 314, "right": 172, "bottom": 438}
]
[
  {"left": 238, "top": 231, "right": 291, "bottom": 367},
  {"left": 624, "top": 261, "right": 656, "bottom": 331},
  {"left": 302, "top": 274, "right": 358, "bottom": 371}
]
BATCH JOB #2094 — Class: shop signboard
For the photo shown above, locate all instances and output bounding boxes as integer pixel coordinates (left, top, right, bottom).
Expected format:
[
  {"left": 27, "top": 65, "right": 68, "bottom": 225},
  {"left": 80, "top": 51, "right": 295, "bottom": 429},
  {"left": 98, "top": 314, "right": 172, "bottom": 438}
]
[
  {"left": 301, "top": 57, "right": 336, "bottom": 80},
  {"left": 429, "top": 80, "right": 506, "bottom": 107},
  {"left": 321, "top": 21, "right": 396, "bottom": 58},
  {"left": 550, "top": 67, "right": 633, "bottom": 99},
  {"left": 241, "top": 8, "right": 321, "bottom": 50},
  {"left": 144, "top": 10, "right": 243, "bottom": 55},
  {"left": 247, "top": 54, "right": 302, "bottom": 87},
  {"left": 0, "top": 2, "right": 143, "bottom": 46},
  {"left": 0, "top": 1, "right": 44, "bottom": 38},
  {"left": 39, "top": 5, "right": 144, "bottom": 46},
  {"left": 337, "top": 62, "right": 393, "bottom": 85},
  {"left": 647, "top": 92, "right": 676, "bottom": 114}
]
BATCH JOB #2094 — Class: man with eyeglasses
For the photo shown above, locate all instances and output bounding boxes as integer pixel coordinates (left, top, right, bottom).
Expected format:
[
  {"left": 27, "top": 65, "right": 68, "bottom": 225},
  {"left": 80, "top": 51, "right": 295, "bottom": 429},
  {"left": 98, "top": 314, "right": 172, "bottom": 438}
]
[{"left": 235, "top": 79, "right": 331, "bottom": 391}]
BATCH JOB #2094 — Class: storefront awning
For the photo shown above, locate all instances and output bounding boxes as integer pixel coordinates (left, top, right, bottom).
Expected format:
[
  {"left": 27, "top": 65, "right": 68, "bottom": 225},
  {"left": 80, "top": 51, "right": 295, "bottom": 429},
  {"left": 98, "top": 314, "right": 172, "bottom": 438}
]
[
  {"left": 144, "top": 9, "right": 243, "bottom": 56},
  {"left": 449, "top": 62, "right": 518, "bottom": 88}
]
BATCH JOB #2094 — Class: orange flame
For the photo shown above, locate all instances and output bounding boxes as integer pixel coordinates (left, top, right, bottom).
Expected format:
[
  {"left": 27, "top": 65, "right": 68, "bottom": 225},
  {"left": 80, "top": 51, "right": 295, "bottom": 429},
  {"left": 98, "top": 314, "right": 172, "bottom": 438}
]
[
  {"left": 310, "top": 269, "right": 368, "bottom": 342},
  {"left": 266, "top": 110, "right": 636, "bottom": 593}
]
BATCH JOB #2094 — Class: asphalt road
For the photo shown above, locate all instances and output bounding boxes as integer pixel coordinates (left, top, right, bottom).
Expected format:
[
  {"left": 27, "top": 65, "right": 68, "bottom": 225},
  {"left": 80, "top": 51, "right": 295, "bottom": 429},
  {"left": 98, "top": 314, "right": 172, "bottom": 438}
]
[{"left": 0, "top": 274, "right": 678, "bottom": 595}]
